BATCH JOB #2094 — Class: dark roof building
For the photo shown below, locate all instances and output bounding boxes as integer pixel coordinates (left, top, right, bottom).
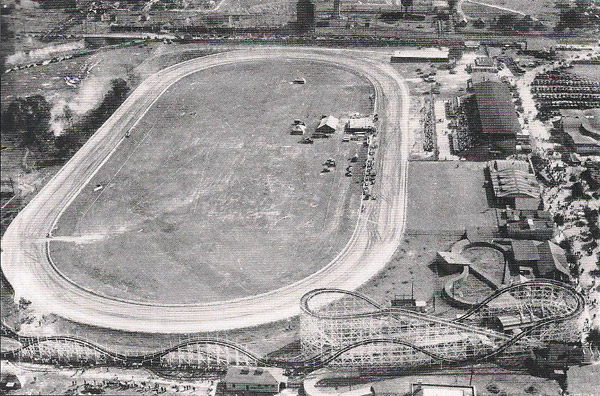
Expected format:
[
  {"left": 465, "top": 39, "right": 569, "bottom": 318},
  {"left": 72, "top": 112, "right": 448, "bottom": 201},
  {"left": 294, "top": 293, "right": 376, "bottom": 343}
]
[
  {"left": 472, "top": 81, "right": 521, "bottom": 137},
  {"left": 496, "top": 208, "right": 555, "bottom": 240},
  {"left": 296, "top": 0, "right": 315, "bottom": 32},
  {"left": 459, "top": 81, "right": 520, "bottom": 158},
  {"left": 511, "top": 240, "right": 571, "bottom": 282}
]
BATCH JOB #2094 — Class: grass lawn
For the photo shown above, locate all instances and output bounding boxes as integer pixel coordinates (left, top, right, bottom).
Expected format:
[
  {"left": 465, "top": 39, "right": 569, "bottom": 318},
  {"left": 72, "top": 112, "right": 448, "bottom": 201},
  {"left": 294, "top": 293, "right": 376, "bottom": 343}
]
[
  {"left": 406, "top": 161, "right": 496, "bottom": 233},
  {"left": 51, "top": 59, "right": 373, "bottom": 304}
]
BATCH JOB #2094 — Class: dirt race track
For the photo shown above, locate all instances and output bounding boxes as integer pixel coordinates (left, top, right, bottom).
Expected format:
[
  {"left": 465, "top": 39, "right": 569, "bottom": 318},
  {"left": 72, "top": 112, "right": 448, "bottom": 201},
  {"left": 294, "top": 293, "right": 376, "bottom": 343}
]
[{"left": 1, "top": 48, "right": 410, "bottom": 333}]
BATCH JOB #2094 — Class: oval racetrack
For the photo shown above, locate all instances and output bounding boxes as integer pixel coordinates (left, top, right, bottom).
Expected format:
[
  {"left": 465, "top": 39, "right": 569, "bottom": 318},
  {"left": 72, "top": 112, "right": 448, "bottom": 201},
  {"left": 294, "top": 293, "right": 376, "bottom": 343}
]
[{"left": 1, "top": 48, "right": 410, "bottom": 333}]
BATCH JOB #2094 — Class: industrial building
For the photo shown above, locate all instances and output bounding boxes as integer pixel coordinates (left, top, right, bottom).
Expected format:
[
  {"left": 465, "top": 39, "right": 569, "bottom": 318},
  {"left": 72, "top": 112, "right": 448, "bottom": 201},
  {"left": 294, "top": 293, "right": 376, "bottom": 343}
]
[
  {"left": 510, "top": 240, "right": 571, "bottom": 282},
  {"left": 390, "top": 47, "right": 450, "bottom": 63},
  {"left": 487, "top": 160, "right": 540, "bottom": 210}
]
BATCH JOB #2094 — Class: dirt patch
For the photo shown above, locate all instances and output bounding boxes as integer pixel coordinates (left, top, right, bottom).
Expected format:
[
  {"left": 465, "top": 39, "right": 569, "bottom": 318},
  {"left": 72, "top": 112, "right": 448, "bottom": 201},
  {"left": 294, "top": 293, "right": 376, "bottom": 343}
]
[{"left": 406, "top": 161, "right": 496, "bottom": 233}]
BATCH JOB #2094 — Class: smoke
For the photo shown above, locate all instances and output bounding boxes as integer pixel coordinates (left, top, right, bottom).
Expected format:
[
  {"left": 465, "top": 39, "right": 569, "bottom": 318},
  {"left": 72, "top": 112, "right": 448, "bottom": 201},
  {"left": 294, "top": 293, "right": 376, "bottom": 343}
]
[
  {"left": 50, "top": 76, "right": 113, "bottom": 136},
  {"left": 50, "top": 99, "right": 69, "bottom": 136},
  {"left": 6, "top": 40, "right": 85, "bottom": 66},
  {"left": 69, "top": 76, "right": 112, "bottom": 114}
]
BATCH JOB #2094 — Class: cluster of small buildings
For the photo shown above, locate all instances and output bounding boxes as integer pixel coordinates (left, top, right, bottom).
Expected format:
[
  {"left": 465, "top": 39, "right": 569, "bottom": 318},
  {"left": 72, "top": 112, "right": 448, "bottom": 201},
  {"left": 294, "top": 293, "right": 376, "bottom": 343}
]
[
  {"left": 291, "top": 114, "right": 376, "bottom": 139},
  {"left": 552, "top": 108, "right": 600, "bottom": 155}
]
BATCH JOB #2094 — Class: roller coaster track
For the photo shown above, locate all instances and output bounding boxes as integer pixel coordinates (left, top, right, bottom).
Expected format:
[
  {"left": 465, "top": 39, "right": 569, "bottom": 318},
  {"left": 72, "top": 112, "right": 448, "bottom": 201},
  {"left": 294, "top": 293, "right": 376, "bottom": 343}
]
[{"left": 1, "top": 280, "right": 584, "bottom": 371}]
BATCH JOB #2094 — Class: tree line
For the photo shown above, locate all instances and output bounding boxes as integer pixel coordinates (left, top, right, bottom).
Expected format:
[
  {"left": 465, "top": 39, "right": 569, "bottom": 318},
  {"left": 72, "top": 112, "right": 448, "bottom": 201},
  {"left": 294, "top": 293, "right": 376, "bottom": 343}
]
[{"left": 1, "top": 78, "right": 130, "bottom": 165}]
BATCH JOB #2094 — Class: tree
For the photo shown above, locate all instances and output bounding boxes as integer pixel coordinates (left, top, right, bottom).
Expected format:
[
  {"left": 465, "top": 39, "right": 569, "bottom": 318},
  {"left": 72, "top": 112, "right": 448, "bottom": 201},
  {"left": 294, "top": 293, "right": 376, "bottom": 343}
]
[
  {"left": 588, "top": 328, "right": 600, "bottom": 348},
  {"left": 2, "top": 95, "right": 54, "bottom": 150}
]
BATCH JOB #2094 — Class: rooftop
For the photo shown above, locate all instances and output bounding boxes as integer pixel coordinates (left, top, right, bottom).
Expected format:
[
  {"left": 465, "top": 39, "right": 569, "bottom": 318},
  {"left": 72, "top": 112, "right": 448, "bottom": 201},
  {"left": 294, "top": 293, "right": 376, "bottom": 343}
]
[
  {"left": 224, "top": 367, "right": 280, "bottom": 386},
  {"left": 472, "top": 81, "right": 521, "bottom": 136},
  {"left": 512, "top": 240, "right": 540, "bottom": 261},
  {"left": 316, "top": 115, "right": 339, "bottom": 131},
  {"left": 347, "top": 117, "right": 375, "bottom": 130},
  {"left": 392, "top": 47, "right": 450, "bottom": 59},
  {"left": 488, "top": 160, "right": 540, "bottom": 200}
]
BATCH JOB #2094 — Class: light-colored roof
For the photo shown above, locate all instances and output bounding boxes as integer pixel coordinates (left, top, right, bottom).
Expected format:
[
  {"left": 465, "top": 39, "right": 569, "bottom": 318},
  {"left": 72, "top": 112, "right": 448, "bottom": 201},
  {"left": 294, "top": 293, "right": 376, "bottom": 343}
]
[
  {"left": 489, "top": 160, "right": 531, "bottom": 173},
  {"left": 437, "top": 252, "right": 472, "bottom": 266},
  {"left": 224, "top": 367, "right": 279, "bottom": 386},
  {"left": 489, "top": 169, "right": 540, "bottom": 199},
  {"left": 347, "top": 117, "right": 375, "bottom": 130},
  {"left": 291, "top": 124, "right": 306, "bottom": 132},
  {"left": 392, "top": 47, "right": 450, "bottom": 59},
  {"left": 316, "top": 115, "right": 339, "bottom": 131}
]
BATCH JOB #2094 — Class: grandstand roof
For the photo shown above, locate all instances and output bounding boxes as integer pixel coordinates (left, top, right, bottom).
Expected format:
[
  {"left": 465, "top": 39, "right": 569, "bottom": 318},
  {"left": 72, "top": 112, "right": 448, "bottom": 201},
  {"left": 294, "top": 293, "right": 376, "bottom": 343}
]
[{"left": 472, "top": 81, "right": 521, "bottom": 136}]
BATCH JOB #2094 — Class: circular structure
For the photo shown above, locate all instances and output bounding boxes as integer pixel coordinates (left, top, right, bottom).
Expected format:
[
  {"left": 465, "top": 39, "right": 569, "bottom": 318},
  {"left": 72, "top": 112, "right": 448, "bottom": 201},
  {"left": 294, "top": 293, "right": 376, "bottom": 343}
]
[
  {"left": 49, "top": 58, "right": 373, "bottom": 304},
  {"left": 462, "top": 245, "right": 505, "bottom": 267},
  {"left": 0, "top": 48, "right": 411, "bottom": 333}
]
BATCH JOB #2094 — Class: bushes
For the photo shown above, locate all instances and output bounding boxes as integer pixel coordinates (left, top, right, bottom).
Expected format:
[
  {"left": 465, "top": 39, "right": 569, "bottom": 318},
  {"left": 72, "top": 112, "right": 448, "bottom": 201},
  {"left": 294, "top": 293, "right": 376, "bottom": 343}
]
[{"left": 1, "top": 95, "right": 54, "bottom": 152}]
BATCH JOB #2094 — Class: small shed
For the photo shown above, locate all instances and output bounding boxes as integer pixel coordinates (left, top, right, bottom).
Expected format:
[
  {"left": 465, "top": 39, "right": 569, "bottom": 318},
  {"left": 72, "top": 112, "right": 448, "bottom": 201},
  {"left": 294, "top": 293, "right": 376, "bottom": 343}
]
[
  {"left": 291, "top": 124, "right": 306, "bottom": 135},
  {"left": 0, "top": 374, "right": 21, "bottom": 393},
  {"left": 314, "top": 115, "right": 339, "bottom": 136}
]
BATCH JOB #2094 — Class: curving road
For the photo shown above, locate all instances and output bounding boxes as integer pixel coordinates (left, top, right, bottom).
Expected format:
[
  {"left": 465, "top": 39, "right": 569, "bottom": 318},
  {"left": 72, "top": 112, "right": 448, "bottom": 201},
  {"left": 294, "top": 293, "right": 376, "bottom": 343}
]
[{"left": 1, "top": 48, "right": 410, "bottom": 333}]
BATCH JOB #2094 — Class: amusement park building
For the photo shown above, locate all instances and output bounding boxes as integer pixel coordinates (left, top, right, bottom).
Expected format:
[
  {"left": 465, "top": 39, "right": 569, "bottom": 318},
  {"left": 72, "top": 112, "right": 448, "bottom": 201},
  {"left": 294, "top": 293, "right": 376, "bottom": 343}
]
[
  {"left": 487, "top": 160, "right": 540, "bottom": 210},
  {"left": 224, "top": 367, "right": 286, "bottom": 393},
  {"left": 464, "top": 80, "right": 520, "bottom": 156}
]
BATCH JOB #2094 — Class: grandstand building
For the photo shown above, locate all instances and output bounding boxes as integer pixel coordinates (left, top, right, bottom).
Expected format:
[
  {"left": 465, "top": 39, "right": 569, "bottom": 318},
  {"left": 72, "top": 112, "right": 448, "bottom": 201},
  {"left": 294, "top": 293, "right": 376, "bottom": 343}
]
[
  {"left": 296, "top": 0, "right": 315, "bottom": 32},
  {"left": 459, "top": 81, "right": 520, "bottom": 158}
]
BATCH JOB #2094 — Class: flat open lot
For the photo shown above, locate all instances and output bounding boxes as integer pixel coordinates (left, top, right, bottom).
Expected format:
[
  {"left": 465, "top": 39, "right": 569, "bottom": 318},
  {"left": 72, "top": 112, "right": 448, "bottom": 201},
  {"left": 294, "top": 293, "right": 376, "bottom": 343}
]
[
  {"left": 406, "top": 161, "right": 496, "bottom": 232},
  {"left": 51, "top": 59, "right": 372, "bottom": 304}
]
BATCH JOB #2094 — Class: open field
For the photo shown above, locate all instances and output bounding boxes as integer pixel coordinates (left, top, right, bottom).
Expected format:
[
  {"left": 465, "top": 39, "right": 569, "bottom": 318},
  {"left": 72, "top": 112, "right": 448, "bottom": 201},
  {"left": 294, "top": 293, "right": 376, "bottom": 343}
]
[
  {"left": 406, "top": 161, "right": 496, "bottom": 233},
  {"left": 50, "top": 59, "right": 372, "bottom": 304}
]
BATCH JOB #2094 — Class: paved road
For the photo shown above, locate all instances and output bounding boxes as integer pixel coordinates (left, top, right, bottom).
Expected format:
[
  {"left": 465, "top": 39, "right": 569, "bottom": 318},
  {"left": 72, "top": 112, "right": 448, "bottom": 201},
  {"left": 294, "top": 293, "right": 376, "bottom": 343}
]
[{"left": 1, "top": 48, "right": 410, "bottom": 333}]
